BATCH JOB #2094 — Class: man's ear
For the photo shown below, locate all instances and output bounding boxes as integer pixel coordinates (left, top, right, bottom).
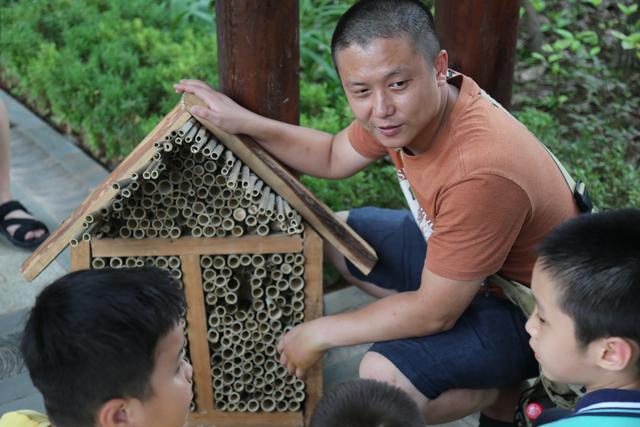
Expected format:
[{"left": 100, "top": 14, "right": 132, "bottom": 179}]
[
  {"left": 97, "top": 398, "right": 134, "bottom": 427},
  {"left": 433, "top": 49, "right": 449, "bottom": 87},
  {"left": 596, "top": 337, "right": 637, "bottom": 372}
]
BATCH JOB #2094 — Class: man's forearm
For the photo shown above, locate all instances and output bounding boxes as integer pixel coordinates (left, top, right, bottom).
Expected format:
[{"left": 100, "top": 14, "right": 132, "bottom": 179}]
[{"left": 313, "top": 291, "right": 455, "bottom": 350}]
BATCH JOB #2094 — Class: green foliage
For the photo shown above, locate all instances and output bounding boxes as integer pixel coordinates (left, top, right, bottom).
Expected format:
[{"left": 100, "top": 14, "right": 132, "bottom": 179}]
[
  {"left": 515, "top": 0, "right": 639, "bottom": 209},
  {"left": 301, "top": 160, "right": 405, "bottom": 211},
  {"left": 0, "top": 0, "right": 217, "bottom": 161}
]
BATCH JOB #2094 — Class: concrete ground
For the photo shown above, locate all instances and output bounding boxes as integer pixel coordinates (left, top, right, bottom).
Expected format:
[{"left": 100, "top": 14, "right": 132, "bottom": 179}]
[{"left": 0, "top": 89, "right": 476, "bottom": 426}]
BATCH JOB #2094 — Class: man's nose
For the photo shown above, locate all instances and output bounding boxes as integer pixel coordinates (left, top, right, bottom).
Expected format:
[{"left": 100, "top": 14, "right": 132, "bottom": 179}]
[{"left": 373, "top": 91, "right": 394, "bottom": 118}]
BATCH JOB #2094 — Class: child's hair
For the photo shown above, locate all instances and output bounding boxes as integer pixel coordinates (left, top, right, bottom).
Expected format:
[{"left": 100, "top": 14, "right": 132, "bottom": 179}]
[
  {"left": 20, "top": 267, "right": 186, "bottom": 427},
  {"left": 331, "top": 0, "right": 440, "bottom": 66},
  {"left": 310, "top": 379, "right": 425, "bottom": 427},
  {"left": 537, "top": 208, "right": 640, "bottom": 351}
]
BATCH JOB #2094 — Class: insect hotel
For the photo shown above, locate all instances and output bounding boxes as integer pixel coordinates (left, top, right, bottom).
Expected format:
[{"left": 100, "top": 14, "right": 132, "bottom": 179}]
[{"left": 21, "top": 94, "right": 377, "bottom": 427}]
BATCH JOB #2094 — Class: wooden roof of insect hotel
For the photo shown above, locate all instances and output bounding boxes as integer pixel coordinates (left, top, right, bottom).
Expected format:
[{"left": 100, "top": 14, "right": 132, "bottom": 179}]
[{"left": 21, "top": 94, "right": 377, "bottom": 282}]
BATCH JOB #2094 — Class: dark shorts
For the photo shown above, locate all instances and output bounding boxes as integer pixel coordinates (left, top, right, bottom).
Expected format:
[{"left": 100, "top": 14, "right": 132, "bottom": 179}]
[{"left": 345, "top": 207, "right": 538, "bottom": 399}]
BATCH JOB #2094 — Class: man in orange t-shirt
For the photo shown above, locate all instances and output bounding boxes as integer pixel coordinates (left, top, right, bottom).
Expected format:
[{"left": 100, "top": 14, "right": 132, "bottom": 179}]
[{"left": 175, "top": 1, "right": 579, "bottom": 425}]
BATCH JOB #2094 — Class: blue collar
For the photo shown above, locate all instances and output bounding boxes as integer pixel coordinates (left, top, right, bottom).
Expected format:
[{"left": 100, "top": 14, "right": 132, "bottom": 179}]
[{"left": 576, "top": 388, "right": 640, "bottom": 412}]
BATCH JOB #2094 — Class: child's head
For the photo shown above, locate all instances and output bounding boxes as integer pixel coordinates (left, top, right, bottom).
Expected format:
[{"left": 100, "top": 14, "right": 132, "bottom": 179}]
[
  {"left": 526, "top": 209, "right": 640, "bottom": 390},
  {"left": 21, "top": 267, "right": 193, "bottom": 427},
  {"left": 310, "top": 379, "right": 424, "bottom": 427}
]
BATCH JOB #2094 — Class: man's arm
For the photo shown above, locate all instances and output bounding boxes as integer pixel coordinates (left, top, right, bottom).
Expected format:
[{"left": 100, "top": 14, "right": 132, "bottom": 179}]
[
  {"left": 174, "top": 79, "right": 375, "bottom": 178},
  {"left": 277, "top": 268, "right": 483, "bottom": 378}
]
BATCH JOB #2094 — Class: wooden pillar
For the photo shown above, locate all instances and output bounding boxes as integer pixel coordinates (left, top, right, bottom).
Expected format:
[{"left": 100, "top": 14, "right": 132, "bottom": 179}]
[
  {"left": 435, "top": 1, "right": 520, "bottom": 109},
  {"left": 216, "top": 0, "right": 300, "bottom": 124}
]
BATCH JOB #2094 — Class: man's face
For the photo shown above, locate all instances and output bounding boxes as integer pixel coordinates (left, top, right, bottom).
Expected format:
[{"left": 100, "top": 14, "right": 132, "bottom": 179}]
[
  {"left": 137, "top": 324, "right": 193, "bottom": 427},
  {"left": 526, "top": 260, "right": 595, "bottom": 386},
  {"left": 335, "top": 36, "right": 443, "bottom": 153}
]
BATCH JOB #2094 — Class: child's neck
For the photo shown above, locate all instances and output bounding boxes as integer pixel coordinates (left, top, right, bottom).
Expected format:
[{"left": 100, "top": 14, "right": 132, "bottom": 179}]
[{"left": 586, "top": 373, "right": 640, "bottom": 393}]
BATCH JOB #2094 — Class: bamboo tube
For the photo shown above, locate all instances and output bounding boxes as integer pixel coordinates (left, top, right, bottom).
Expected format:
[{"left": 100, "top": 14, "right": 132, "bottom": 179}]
[
  {"left": 256, "top": 311, "right": 268, "bottom": 323},
  {"left": 291, "top": 264, "right": 304, "bottom": 277},
  {"left": 265, "top": 286, "right": 279, "bottom": 299},
  {"left": 224, "top": 292, "right": 238, "bottom": 305},
  {"left": 247, "top": 399, "right": 260, "bottom": 413},
  {"left": 91, "top": 257, "right": 106, "bottom": 269},
  {"left": 227, "top": 254, "right": 240, "bottom": 269},
  {"left": 289, "top": 277, "right": 304, "bottom": 292},
  {"left": 251, "top": 287, "right": 264, "bottom": 299},
  {"left": 266, "top": 193, "right": 276, "bottom": 217},
  {"left": 201, "top": 256, "right": 213, "bottom": 268},
  {"left": 190, "top": 134, "right": 208, "bottom": 153},
  {"left": 193, "top": 126, "right": 208, "bottom": 145},
  {"left": 191, "top": 226, "right": 203, "bottom": 238},
  {"left": 132, "top": 229, "right": 146, "bottom": 239},
  {"left": 227, "top": 160, "right": 242, "bottom": 189},
  {"left": 252, "top": 300, "right": 265, "bottom": 312},
  {"left": 256, "top": 224, "right": 269, "bottom": 236},
  {"left": 178, "top": 117, "right": 196, "bottom": 137},
  {"left": 254, "top": 267, "right": 267, "bottom": 279},
  {"left": 215, "top": 401, "right": 228, "bottom": 411},
  {"left": 221, "top": 218, "right": 234, "bottom": 231},
  {"left": 208, "top": 313, "right": 220, "bottom": 328},
  {"left": 201, "top": 139, "right": 218, "bottom": 157},
  {"left": 293, "top": 311, "right": 304, "bottom": 322},
  {"left": 230, "top": 225, "right": 243, "bottom": 237},
  {"left": 203, "top": 159, "right": 217, "bottom": 172},
  {"left": 118, "top": 227, "right": 132, "bottom": 238},
  {"left": 260, "top": 397, "right": 276, "bottom": 413},
  {"left": 184, "top": 124, "right": 199, "bottom": 143},
  {"left": 207, "top": 329, "right": 219, "bottom": 343},
  {"left": 169, "top": 269, "right": 182, "bottom": 280},
  {"left": 244, "top": 215, "right": 257, "bottom": 227},
  {"left": 289, "top": 400, "right": 301, "bottom": 412},
  {"left": 280, "top": 263, "right": 293, "bottom": 275},
  {"left": 208, "top": 142, "right": 223, "bottom": 160},
  {"left": 252, "top": 179, "right": 264, "bottom": 198},
  {"left": 109, "top": 257, "right": 123, "bottom": 268},
  {"left": 292, "top": 300, "right": 305, "bottom": 313}
]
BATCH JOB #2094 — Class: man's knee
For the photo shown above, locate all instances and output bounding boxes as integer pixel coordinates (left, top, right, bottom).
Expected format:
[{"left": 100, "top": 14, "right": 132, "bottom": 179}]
[{"left": 359, "top": 351, "right": 405, "bottom": 386}]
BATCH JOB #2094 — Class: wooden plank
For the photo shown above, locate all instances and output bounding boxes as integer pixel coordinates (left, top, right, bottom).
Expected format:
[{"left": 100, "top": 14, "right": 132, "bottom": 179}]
[
  {"left": 70, "top": 241, "right": 91, "bottom": 271},
  {"left": 181, "top": 254, "right": 215, "bottom": 412},
  {"left": 182, "top": 94, "right": 378, "bottom": 276},
  {"left": 302, "top": 225, "right": 323, "bottom": 427},
  {"left": 22, "top": 101, "right": 193, "bottom": 282},
  {"left": 91, "top": 235, "right": 303, "bottom": 258},
  {"left": 188, "top": 410, "right": 302, "bottom": 427}
]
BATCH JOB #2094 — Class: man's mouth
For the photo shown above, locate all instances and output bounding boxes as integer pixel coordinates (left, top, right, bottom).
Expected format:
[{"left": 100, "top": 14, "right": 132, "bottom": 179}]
[{"left": 376, "top": 124, "right": 402, "bottom": 137}]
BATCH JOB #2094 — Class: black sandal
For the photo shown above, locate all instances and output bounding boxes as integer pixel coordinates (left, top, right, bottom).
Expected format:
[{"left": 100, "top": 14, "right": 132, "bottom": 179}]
[{"left": 0, "top": 200, "right": 50, "bottom": 250}]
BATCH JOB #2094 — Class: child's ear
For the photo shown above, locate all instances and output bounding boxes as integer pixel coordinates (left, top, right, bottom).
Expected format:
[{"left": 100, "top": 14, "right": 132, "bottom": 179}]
[
  {"left": 596, "top": 337, "right": 637, "bottom": 372},
  {"left": 97, "top": 398, "right": 134, "bottom": 427},
  {"left": 433, "top": 49, "right": 449, "bottom": 87}
]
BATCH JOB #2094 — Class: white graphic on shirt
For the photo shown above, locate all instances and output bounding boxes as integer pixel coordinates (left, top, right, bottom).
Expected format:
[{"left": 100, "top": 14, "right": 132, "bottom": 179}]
[{"left": 396, "top": 167, "right": 433, "bottom": 241}]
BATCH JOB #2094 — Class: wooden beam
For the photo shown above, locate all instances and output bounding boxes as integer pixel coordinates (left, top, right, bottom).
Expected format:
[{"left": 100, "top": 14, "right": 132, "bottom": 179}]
[
  {"left": 435, "top": 0, "right": 519, "bottom": 109},
  {"left": 21, "top": 102, "right": 192, "bottom": 282},
  {"left": 90, "top": 235, "right": 303, "bottom": 258},
  {"left": 181, "top": 254, "right": 215, "bottom": 412},
  {"left": 216, "top": 0, "right": 299, "bottom": 125},
  {"left": 183, "top": 94, "right": 378, "bottom": 275},
  {"left": 70, "top": 241, "right": 91, "bottom": 271},
  {"left": 302, "top": 226, "right": 323, "bottom": 426}
]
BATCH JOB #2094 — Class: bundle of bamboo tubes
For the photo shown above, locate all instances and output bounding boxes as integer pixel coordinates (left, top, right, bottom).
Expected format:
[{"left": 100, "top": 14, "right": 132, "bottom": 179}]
[
  {"left": 70, "top": 118, "right": 305, "bottom": 246},
  {"left": 202, "top": 252, "right": 306, "bottom": 412}
]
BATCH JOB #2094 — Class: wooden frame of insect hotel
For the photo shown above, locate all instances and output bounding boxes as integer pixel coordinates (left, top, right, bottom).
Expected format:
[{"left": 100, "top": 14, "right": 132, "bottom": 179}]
[{"left": 22, "top": 94, "right": 377, "bottom": 427}]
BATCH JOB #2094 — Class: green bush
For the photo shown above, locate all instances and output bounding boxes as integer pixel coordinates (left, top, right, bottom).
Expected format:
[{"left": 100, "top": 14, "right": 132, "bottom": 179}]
[{"left": 0, "top": 0, "right": 217, "bottom": 161}]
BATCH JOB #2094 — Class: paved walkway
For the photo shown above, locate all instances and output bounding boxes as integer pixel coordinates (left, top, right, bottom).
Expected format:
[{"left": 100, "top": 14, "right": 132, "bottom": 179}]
[
  {"left": 0, "top": 89, "right": 109, "bottom": 413},
  {"left": 0, "top": 90, "right": 476, "bottom": 426}
]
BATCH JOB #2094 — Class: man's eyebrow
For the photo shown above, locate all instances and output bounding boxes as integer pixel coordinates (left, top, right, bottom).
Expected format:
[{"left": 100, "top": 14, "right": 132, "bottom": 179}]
[{"left": 346, "top": 66, "right": 411, "bottom": 87}]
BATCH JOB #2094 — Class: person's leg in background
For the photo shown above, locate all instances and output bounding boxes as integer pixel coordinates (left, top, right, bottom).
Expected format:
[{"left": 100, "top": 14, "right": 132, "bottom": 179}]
[{"left": 0, "top": 99, "right": 49, "bottom": 248}]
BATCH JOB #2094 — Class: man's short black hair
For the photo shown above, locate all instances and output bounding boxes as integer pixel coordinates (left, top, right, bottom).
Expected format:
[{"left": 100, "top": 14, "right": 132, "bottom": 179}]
[
  {"left": 21, "top": 267, "right": 186, "bottom": 427},
  {"left": 537, "top": 209, "right": 640, "bottom": 349},
  {"left": 331, "top": 0, "right": 440, "bottom": 67},
  {"left": 310, "top": 379, "right": 424, "bottom": 427}
]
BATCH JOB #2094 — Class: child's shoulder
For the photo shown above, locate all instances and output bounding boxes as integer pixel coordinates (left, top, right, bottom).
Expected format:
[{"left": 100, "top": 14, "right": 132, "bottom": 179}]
[
  {"left": 542, "top": 389, "right": 640, "bottom": 427},
  {"left": 0, "top": 410, "right": 50, "bottom": 427}
]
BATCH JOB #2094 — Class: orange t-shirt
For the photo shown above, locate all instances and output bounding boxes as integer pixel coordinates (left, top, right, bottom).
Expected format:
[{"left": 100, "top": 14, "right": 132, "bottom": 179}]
[{"left": 348, "top": 74, "right": 579, "bottom": 285}]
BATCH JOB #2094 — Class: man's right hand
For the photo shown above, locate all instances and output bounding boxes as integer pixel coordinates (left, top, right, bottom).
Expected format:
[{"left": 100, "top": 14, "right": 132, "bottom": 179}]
[{"left": 174, "top": 79, "right": 258, "bottom": 136}]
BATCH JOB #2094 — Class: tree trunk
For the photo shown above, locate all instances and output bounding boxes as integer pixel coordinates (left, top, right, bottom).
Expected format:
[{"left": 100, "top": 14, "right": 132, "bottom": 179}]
[
  {"left": 216, "top": 0, "right": 300, "bottom": 124},
  {"left": 435, "top": 1, "right": 520, "bottom": 109}
]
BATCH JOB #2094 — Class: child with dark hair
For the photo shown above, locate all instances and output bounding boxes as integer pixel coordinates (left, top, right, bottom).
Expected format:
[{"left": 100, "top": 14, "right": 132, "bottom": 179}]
[
  {"left": 525, "top": 208, "right": 640, "bottom": 426},
  {"left": 0, "top": 267, "right": 193, "bottom": 427},
  {"left": 310, "top": 379, "right": 425, "bottom": 427}
]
